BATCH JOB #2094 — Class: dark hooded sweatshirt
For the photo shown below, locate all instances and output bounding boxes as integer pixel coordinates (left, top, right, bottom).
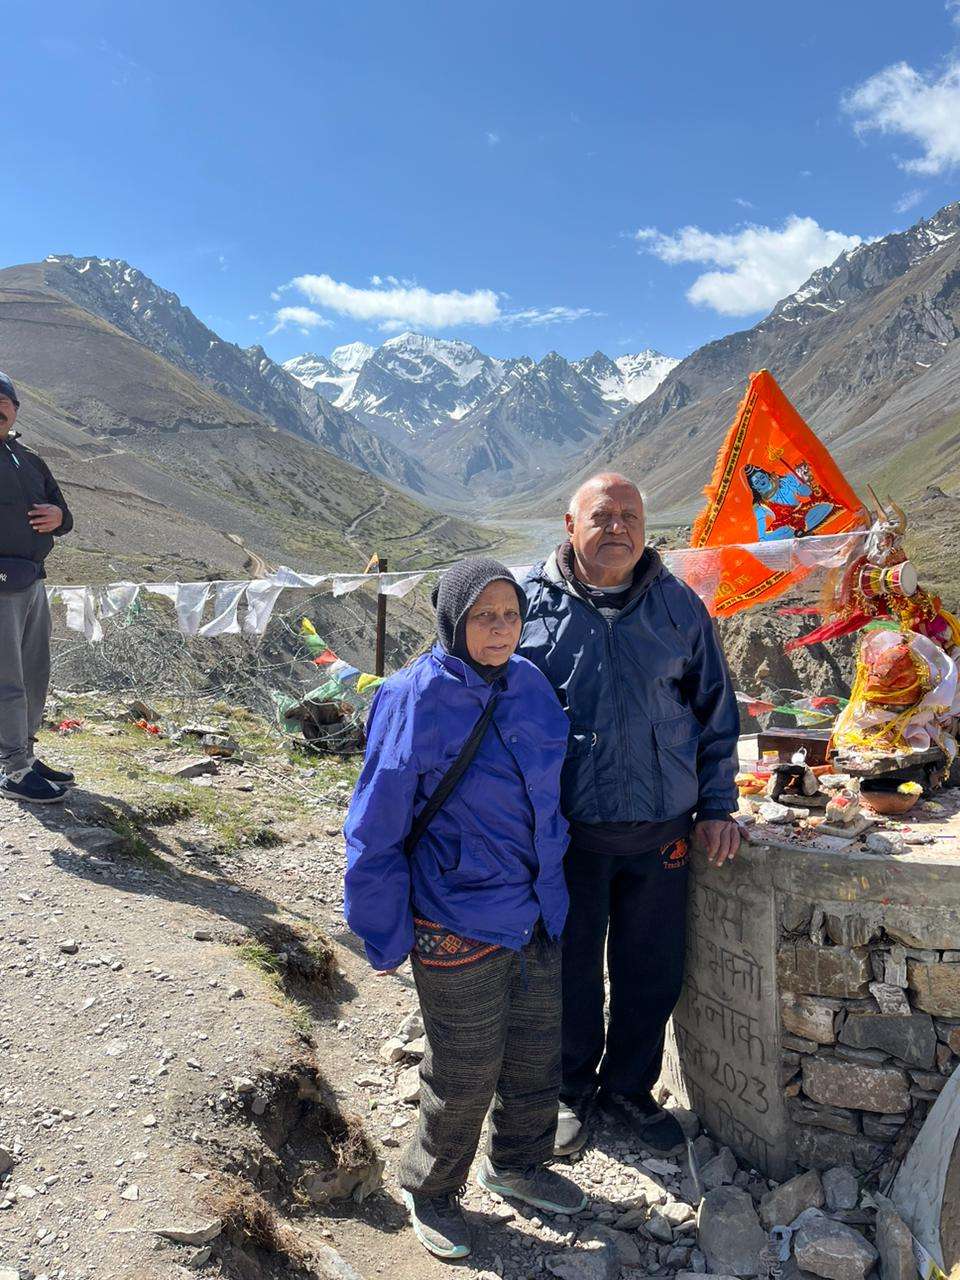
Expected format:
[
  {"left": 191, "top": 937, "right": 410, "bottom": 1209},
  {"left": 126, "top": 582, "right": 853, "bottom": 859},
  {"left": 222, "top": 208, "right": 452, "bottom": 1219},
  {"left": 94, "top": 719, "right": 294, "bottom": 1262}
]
[{"left": 0, "top": 433, "right": 74, "bottom": 573}]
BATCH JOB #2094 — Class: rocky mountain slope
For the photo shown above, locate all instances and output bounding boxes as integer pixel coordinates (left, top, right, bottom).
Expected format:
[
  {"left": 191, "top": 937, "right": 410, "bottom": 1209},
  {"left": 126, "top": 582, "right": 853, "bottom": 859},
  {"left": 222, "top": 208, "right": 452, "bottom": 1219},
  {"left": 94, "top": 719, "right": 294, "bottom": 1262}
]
[
  {"left": 284, "top": 334, "right": 678, "bottom": 496},
  {"left": 0, "top": 262, "right": 494, "bottom": 583},
  {"left": 41, "top": 256, "right": 428, "bottom": 495},
  {"left": 584, "top": 201, "right": 960, "bottom": 521}
]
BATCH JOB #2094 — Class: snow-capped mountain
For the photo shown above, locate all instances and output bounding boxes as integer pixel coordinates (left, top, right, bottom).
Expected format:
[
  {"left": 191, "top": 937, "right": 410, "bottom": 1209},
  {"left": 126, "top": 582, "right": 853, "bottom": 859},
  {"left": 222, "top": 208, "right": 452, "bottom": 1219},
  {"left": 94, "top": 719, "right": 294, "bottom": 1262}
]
[
  {"left": 283, "top": 333, "right": 678, "bottom": 485},
  {"left": 573, "top": 350, "right": 680, "bottom": 413}
]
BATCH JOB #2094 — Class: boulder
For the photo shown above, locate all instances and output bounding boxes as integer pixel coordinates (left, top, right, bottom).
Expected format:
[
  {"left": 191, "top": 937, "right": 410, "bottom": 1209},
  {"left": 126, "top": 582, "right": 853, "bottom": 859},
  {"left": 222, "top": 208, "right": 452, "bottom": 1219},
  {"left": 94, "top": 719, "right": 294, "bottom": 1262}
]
[
  {"left": 839, "top": 1011, "right": 937, "bottom": 1069},
  {"left": 875, "top": 1206, "right": 916, "bottom": 1280},
  {"left": 794, "top": 1218, "right": 878, "bottom": 1280},
  {"left": 759, "top": 1170, "right": 824, "bottom": 1230},
  {"left": 801, "top": 1058, "right": 911, "bottom": 1114},
  {"left": 696, "top": 1186, "right": 766, "bottom": 1278},
  {"left": 396, "top": 1065, "right": 421, "bottom": 1104},
  {"left": 821, "top": 1166, "right": 859, "bottom": 1212}
]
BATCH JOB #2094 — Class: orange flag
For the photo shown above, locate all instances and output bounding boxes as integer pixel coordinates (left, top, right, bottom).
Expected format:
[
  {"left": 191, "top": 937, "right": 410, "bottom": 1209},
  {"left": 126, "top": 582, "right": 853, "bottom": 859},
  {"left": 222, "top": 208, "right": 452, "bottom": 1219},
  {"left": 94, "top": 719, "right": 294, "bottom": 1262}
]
[{"left": 690, "top": 370, "right": 866, "bottom": 617}]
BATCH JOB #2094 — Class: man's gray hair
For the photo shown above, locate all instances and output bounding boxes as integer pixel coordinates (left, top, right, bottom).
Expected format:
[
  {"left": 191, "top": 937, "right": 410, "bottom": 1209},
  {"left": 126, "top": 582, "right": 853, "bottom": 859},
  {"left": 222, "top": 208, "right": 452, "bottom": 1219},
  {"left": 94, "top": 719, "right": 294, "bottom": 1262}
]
[{"left": 568, "top": 473, "right": 646, "bottom": 522}]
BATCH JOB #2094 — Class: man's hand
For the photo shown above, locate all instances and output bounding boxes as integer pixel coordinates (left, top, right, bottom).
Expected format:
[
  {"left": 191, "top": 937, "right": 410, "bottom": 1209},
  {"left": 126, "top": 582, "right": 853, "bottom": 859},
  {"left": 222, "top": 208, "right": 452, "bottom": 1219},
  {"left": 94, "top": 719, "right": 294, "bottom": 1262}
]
[
  {"left": 693, "top": 818, "right": 741, "bottom": 867},
  {"left": 28, "top": 504, "right": 64, "bottom": 534},
  {"left": 375, "top": 968, "right": 399, "bottom": 977}
]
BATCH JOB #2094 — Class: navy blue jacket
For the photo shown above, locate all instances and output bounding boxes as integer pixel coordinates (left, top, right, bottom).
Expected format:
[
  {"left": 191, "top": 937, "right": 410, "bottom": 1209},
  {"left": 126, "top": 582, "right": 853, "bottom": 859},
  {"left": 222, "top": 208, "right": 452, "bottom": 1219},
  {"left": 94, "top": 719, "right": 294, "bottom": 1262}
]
[
  {"left": 518, "top": 550, "right": 739, "bottom": 826},
  {"left": 343, "top": 647, "right": 571, "bottom": 971}
]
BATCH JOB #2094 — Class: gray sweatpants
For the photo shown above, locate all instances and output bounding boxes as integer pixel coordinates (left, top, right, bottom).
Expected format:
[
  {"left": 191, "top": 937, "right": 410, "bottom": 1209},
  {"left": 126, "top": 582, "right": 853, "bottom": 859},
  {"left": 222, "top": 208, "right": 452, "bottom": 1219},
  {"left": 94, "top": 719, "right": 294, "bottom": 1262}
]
[{"left": 0, "top": 581, "right": 51, "bottom": 776}]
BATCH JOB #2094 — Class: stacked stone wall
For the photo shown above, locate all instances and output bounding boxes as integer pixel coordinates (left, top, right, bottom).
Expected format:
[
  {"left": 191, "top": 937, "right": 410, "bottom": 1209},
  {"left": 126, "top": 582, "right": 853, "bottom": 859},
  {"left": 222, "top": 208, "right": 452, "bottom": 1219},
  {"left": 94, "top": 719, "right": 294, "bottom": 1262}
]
[{"left": 664, "top": 840, "right": 960, "bottom": 1182}]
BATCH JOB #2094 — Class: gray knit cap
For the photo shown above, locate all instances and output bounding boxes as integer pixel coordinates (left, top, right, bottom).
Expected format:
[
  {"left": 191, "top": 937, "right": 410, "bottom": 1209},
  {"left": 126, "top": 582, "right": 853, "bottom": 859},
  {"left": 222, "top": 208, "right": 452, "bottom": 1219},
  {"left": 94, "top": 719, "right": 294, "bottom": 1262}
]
[
  {"left": 0, "top": 372, "right": 19, "bottom": 407},
  {"left": 432, "top": 557, "right": 526, "bottom": 659}
]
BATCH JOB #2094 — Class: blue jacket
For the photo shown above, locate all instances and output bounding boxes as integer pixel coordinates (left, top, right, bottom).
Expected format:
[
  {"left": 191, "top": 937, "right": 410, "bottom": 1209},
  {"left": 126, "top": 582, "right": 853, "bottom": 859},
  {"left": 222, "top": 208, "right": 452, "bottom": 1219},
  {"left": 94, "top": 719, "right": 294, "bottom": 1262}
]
[
  {"left": 518, "top": 549, "right": 739, "bottom": 825},
  {"left": 343, "top": 647, "right": 571, "bottom": 971}
]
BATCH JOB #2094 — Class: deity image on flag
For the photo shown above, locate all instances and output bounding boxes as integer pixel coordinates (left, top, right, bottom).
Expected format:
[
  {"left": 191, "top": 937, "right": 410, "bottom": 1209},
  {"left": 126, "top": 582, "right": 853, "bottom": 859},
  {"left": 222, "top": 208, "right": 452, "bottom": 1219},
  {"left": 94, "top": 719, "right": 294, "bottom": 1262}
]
[
  {"left": 690, "top": 369, "right": 867, "bottom": 616},
  {"left": 742, "top": 459, "right": 839, "bottom": 541}
]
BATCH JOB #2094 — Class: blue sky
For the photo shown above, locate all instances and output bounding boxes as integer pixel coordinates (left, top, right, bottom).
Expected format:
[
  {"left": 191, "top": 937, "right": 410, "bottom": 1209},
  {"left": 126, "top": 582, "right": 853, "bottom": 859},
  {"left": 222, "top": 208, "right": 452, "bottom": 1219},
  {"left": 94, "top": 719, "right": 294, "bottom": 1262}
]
[{"left": 4, "top": 0, "right": 960, "bottom": 364}]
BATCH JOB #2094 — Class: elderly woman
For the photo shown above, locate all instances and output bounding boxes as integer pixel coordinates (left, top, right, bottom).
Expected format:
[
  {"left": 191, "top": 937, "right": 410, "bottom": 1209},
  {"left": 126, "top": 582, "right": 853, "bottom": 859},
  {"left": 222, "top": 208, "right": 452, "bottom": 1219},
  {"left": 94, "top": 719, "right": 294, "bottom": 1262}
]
[{"left": 344, "top": 558, "right": 586, "bottom": 1261}]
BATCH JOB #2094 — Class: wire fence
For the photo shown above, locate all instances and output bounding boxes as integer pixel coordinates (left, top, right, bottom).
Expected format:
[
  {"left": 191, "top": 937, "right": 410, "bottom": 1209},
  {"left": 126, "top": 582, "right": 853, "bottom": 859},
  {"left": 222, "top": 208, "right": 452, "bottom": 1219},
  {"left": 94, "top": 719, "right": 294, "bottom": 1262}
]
[{"left": 48, "top": 581, "right": 438, "bottom": 751}]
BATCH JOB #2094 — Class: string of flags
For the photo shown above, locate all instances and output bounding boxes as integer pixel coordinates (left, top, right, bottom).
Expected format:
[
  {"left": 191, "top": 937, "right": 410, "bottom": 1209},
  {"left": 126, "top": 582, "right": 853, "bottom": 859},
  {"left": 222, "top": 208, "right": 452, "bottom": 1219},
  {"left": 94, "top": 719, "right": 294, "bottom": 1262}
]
[
  {"left": 298, "top": 618, "right": 385, "bottom": 695},
  {"left": 47, "top": 528, "right": 875, "bottom": 646}
]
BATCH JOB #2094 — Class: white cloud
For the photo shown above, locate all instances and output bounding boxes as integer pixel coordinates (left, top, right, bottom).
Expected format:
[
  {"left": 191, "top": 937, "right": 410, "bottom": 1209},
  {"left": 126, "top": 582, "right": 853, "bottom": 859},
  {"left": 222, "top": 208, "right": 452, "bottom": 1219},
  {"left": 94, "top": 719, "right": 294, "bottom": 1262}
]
[
  {"left": 843, "top": 59, "right": 960, "bottom": 175},
  {"left": 269, "top": 305, "right": 333, "bottom": 335},
  {"left": 948, "top": 0, "right": 960, "bottom": 26},
  {"left": 279, "top": 273, "right": 501, "bottom": 330},
  {"left": 272, "top": 272, "right": 596, "bottom": 332},
  {"left": 502, "top": 305, "right": 599, "bottom": 327},
  {"left": 894, "top": 188, "right": 926, "bottom": 214},
  {"left": 486, "top": 131, "right": 501, "bottom": 146},
  {"left": 733, "top": 197, "right": 755, "bottom": 209},
  {"left": 635, "top": 216, "right": 861, "bottom": 316}
]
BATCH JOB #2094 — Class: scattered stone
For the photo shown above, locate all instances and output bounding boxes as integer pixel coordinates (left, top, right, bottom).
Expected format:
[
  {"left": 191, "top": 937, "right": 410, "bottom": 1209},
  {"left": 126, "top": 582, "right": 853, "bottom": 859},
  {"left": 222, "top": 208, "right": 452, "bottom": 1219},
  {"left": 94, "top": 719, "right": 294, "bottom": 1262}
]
[
  {"left": 169, "top": 757, "right": 218, "bottom": 779},
  {"left": 821, "top": 1166, "right": 860, "bottom": 1212},
  {"left": 801, "top": 1058, "right": 911, "bottom": 1114},
  {"left": 404, "top": 1036, "right": 426, "bottom": 1058},
  {"left": 645, "top": 1210, "right": 675, "bottom": 1242},
  {"left": 759, "top": 1170, "right": 824, "bottom": 1230},
  {"left": 58, "top": 939, "right": 80, "bottom": 954},
  {"left": 16, "top": 1185, "right": 37, "bottom": 1200},
  {"left": 192, "top": 928, "right": 213, "bottom": 942},
  {"left": 142, "top": 1114, "right": 158, "bottom": 1128},
  {"left": 642, "top": 1157, "right": 682, "bottom": 1177},
  {"left": 121, "top": 1184, "right": 139, "bottom": 1201},
  {"left": 397, "top": 1011, "right": 424, "bottom": 1041},
  {"left": 908, "top": 961, "right": 960, "bottom": 1017},
  {"left": 397, "top": 1065, "right": 421, "bottom": 1104},
  {"left": 701, "top": 1147, "right": 738, "bottom": 1190},
  {"left": 864, "top": 833, "right": 905, "bottom": 855},
  {"left": 379, "top": 1038, "right": 407, "bottom": 1064},
  {"left": 547, "top": 1232, "right": 619, "bottom": 1280},
  {"left": 696, "top": 1186, "right": 766, "bottom": 1278},
  {"left": 0, "top": 1147, "right": 14, "bottom": 1176},
  {"left": 614, "top": 1207, "right": 648, "bottom": 1230},
  {"left": 661, "top": 1200, "right": 695, "bottom": 1226},
  {"left": 758, "top": 801, "right": 793, "bottom": 824},
  {"left": 777, "top": 943, "right": 871, "bottom": 998},
  {"left": 232, "top": 1077, "right": 255, "bottom": 1095},
  {"left": 129, "top": 698, "right": 159, "bottom": 721},
  {"left": 155, "top": 1218, "right": 223, "bottom": 1245},
  {"left": 186, "top": 1247, "right": 213, "bottom": 1269},
  {"left": 875, "top": 1205, "right": 915, "bottom": 1280},
  {"left": 582, "top": 1224, "right": 643, "bottom": 1268},
  {"left": 794, "top": 1217, "right": 878, "bottom": 1280},
  {"left": 839, "top": 1011, "right": 937, "bottom": 1068},
  {"left": 226, "top": 986, "right": 244, "bottom": 1000},
  {"left": 780, "top": 995, "right": 838, "bottom": 1044}
]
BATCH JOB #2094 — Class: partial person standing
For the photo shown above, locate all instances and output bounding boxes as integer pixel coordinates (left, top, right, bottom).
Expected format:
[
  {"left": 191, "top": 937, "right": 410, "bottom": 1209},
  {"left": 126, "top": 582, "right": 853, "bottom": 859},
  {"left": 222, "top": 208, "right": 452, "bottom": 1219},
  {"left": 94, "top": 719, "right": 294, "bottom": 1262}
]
[
  {"left": 519, "top": 474, "right": 740, "bottom": 1156},
  {"left": 344, "top": 558, "right": 586, "bottom": 1262},
  {"left": 0, "top": 371, "right": 76, "bottom": 803}
]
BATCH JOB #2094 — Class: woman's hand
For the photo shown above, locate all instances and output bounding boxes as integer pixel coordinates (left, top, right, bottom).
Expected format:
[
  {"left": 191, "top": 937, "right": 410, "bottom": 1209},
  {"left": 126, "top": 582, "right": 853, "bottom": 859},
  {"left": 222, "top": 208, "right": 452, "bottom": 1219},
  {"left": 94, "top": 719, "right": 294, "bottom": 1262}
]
[{"left": 375, "top": 968, "right": 399, "bottom": 976}]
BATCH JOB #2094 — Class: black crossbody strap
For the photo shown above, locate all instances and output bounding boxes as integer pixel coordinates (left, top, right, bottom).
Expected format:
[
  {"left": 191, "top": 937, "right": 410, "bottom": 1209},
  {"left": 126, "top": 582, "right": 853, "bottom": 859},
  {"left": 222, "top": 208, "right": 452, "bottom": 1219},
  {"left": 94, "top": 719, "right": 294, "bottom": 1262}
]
[{"left": 404, "top": 695, "right": 500, "bottom": 856}]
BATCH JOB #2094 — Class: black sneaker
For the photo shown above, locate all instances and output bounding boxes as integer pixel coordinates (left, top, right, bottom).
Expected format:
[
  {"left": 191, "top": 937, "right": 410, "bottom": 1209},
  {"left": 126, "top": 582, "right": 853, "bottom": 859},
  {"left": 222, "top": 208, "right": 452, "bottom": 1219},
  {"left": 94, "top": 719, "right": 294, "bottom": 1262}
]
[
  {"left": 0, "top": 768, "right": 67, "bottom": 805},
  {"left": 400, "top": 1189, "right": 471, "bottom": 1260},
  {"left": 598, "top": 1090, "right": 685, "bottom": 1155},
  {"left": 554, "top": 1096, "right": 593, "bottom": 1157},
  {"left": 31, "top": 758, "right": 76, "bottom": 787}
]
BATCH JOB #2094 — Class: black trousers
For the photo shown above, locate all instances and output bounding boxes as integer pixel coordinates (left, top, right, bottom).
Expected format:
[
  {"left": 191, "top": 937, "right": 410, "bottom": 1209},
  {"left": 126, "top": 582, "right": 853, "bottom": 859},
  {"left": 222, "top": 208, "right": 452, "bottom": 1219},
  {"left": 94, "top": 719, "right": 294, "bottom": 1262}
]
[
  {"left": 560, "top": 835, "right": 690, "bottom": 1104},
  {"left": 398, "top": 928, "right": 561, "bottom": 1197}
]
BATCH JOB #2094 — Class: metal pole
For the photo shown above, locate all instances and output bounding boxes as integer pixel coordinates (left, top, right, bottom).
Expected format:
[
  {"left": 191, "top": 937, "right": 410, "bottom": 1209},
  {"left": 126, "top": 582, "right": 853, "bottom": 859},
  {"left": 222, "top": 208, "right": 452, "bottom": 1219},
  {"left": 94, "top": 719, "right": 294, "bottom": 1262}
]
[{"left": 374, "top": 554, "right": 388, "bottom": 677}]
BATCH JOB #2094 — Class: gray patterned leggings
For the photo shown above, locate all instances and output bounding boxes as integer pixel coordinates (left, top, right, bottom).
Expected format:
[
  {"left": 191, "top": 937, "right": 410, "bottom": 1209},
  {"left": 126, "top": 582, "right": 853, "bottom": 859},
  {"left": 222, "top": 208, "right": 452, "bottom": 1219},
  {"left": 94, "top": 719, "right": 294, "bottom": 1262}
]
[{"left": 398, "top": 927, "right": 561, "bottom": 1197}]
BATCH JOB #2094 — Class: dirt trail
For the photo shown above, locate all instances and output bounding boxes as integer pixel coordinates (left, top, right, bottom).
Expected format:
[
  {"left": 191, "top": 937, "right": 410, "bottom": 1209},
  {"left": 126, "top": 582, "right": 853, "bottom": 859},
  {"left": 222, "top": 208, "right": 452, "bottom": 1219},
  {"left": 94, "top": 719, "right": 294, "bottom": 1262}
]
[{"left": 0, "top": 710, "right": 726, "bottom": 1280}]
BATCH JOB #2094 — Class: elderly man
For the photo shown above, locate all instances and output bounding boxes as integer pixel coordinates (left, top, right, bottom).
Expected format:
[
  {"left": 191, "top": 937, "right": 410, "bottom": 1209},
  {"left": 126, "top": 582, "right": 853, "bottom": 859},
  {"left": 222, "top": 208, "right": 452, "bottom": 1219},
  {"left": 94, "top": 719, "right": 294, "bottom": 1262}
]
[
  {"left": 0, "top": 371, "right": 75, "bottom": 804},
  {"left": 519, "top": 472, "right": 739, "bottom": 1156}
]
